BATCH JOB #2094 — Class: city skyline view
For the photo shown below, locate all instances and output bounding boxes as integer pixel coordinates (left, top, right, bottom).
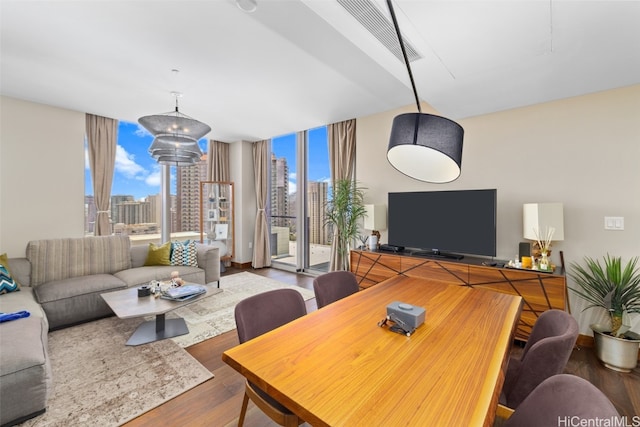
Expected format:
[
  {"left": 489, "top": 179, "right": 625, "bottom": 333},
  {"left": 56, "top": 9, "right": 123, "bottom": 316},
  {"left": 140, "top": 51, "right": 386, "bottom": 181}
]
[
  {"left": 84, "top": 120, "right": 334, "bottom": 270},
  {"left": 84, "top": 121, "right": 331, "bottom": 201}
]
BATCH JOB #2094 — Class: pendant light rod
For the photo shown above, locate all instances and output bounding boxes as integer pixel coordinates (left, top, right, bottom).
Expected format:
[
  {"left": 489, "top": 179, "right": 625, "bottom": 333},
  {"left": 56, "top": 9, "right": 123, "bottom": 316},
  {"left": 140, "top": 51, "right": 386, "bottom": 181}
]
[{"left": 386, "top": 0, "right": 421, "bottom": 113}]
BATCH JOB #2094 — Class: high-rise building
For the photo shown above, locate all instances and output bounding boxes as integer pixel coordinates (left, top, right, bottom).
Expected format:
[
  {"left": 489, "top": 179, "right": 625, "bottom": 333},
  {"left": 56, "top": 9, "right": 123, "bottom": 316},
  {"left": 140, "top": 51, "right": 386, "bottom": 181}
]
[
  {"left": 176, "top": 155, "right": 208, "bottom": 232},
  {"left": 146, "top": 194, "right": 177, "bottom": 232},
  {"left": 146, "top": 194, "right": 161, "bottom": 225},
  {"left": 117, "top": 200, "right": 151, "bottom": 225},
  {"left": 84, "top": 195, "right": 96, "bottom": 234},
  {"left": 110, "top": 195, "right": 134, "bottom": 224},
  {"left": 308, "top": 181, "right": 329, "bottom": 244},
  {"left": 270, "top": 153, "right": 290, "bottom": 228}
]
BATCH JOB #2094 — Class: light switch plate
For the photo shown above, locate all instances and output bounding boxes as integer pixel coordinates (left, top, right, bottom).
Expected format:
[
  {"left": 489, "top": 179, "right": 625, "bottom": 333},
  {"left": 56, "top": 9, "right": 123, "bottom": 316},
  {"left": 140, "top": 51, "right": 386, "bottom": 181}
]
[{"left": 604, "top": 216, "right": 624, "bottom": 230}]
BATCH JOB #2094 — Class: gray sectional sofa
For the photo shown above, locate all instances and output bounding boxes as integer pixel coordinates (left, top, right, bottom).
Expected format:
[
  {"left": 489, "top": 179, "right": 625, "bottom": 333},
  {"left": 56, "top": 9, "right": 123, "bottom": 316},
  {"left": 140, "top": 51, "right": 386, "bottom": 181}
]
[{"left": 0, "top": 236, "right": 221, "bottom": 426}]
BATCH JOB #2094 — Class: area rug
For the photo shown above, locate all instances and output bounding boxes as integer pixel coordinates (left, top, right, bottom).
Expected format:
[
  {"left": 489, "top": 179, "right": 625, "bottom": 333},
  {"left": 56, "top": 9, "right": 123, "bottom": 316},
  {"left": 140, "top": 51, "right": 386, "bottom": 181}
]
[
  {"left": 169, "top": 271, "right": 315, "bottom": 348},
  {"left": 21, "top": 317, "right": 213, "bottom": 427},
  {"left": 20, "top": 271, "right": 314, "bottom": 426}
]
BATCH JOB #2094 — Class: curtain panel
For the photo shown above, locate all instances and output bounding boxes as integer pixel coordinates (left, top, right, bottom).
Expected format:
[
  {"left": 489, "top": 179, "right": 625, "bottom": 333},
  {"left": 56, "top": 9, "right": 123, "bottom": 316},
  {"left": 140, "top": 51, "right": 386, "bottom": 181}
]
[
  {"left": 86, "top": 114, "right": 117, "bottom": 236},
  {"left": 207, "top": 140, "right": 230, "bottom": 182},
  {"left": 328, "top": 119, "right": 356, "bottom": 271},
  {"left": 252, "top": 140, "right": 271, "bottom": 268}
]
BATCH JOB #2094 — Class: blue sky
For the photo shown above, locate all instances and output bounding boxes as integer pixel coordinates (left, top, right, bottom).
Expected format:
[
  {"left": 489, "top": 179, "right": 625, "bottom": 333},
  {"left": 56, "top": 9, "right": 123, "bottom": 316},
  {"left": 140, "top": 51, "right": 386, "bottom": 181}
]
[
  {"left": 85, "top": 121, "right": 330, "bottom": 200},
  {"left": 272, "top": 126, "right": 331, "bottom": 195}
]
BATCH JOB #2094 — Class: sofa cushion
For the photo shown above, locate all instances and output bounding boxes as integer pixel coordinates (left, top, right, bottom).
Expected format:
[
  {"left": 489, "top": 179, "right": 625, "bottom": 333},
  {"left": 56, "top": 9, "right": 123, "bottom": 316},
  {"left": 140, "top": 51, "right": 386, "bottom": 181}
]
[
  {"left": 27, "top": 236, "right": 132, "bottom": 286},
  {"left": 0, "top": 263, "right": 20, "bottom": 294},
  {"left": 35, "top": 274, "right": 127, "bottom": 329},
  {"left": 0, "top": 315, "right": 51, "bottom": 426},
  {"left": 170, "top": 240, "right": 198, "bottom": 267},
  {"left": 0, "top": 287, "right": 47, "bottom": 324},
  {"left": 130, "top": 245, "right": 149, "bottom": 268},
  {"left": 34, "top": 274, "right": 127, "bottom": 304},
  {"left": 144, "top": 242, "right": 171, "bottom": 266}
]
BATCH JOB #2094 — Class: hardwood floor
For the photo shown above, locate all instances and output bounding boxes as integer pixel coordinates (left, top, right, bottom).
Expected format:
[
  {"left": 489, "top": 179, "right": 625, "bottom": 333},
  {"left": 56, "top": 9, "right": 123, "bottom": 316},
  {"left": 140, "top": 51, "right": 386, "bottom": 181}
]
[{"left": 124, "top": 267, "right": 639, "bottom": 426}]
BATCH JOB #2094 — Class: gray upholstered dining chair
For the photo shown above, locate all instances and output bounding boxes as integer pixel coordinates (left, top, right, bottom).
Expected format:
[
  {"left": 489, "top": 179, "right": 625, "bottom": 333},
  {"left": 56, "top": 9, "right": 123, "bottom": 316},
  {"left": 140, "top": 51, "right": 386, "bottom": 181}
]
[
  {"left": 312, "top": 270, "right": 359, "bottom": 309},
  {"left": 503, "top": 374, "right": 619, "bottom": 427},
  {"left": 234, "top": 288, "right": 307, "bottom": 427},
  {"left": 500, "top": 309, "right": 579, "bottom": 410}
]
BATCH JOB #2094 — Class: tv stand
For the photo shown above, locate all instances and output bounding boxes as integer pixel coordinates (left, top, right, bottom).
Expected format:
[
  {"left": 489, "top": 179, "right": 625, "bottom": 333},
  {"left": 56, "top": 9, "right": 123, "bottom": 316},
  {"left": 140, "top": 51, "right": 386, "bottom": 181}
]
[
  {"left": 411, "top": 250, "right": 463, "bottom": 260},
  {"left": 349, "top": 249, "right": 566, "bottom": 342}
]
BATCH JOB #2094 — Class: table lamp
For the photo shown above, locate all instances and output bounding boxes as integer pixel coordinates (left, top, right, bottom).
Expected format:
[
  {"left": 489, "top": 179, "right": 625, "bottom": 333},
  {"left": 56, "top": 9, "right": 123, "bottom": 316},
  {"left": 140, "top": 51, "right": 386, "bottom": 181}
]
[{"left": 364, "top": 205, "right": 387, "bottom": 250}]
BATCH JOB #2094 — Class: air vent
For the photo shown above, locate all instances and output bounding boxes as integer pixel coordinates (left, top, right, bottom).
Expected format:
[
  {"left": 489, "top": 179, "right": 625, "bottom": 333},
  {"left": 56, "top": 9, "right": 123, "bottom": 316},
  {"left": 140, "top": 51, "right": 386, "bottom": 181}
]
[{"left": 337, "top": 0, "right": 422, "bottom": 63}]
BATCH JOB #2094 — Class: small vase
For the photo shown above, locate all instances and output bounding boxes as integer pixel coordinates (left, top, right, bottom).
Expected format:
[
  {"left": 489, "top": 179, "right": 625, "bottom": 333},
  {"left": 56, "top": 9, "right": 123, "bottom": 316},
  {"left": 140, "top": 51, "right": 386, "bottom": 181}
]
[
  {"left": 368, "top": 234, "right": 378, "bottom": 250},
  {"left": 539, "top": 252, "right": 550, "bottom": 271}
]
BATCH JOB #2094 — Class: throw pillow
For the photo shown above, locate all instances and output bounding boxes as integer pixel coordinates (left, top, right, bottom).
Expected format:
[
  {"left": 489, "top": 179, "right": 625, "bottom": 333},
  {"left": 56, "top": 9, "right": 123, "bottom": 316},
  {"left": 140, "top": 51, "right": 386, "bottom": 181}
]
[
  {"left": 144, "top": 242, "right": 171, "bottom": 266},
  {"left": 0, "top": 263, "right": 20, "bottom": 295},
  {"left": 170, "top": 240, "right": 198, "bottom": 267}
]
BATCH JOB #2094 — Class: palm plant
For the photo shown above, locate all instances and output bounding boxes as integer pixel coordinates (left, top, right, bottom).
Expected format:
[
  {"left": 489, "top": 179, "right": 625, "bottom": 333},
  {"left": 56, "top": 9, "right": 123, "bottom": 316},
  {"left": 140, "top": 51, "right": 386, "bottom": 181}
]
[
  {"left": 325, "top": 179, "right": 367, "bottom": 271},
  {"left": 569, "top": 255, "right": 640, "bottom": 337}
]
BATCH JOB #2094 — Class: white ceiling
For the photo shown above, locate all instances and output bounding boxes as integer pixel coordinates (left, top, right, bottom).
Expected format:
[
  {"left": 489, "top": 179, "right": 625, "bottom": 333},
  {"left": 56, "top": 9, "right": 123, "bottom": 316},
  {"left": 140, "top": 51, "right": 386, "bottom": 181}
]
[{"left": 2, "top": 0, "right": 639, "bottom": 142}]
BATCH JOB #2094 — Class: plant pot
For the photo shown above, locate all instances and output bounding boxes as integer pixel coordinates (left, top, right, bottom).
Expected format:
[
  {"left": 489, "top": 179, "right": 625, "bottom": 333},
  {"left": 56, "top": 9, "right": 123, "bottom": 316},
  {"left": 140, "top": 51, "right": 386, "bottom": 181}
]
[{"left": 591, "top": 323, "right": 640, "bottom": 373}]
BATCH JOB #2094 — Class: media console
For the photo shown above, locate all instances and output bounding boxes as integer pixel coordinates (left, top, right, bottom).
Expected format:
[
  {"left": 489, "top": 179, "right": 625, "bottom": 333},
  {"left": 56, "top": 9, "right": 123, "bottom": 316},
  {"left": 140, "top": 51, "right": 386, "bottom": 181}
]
[
  {"left": 409, "top": 249, "right": 464, "bottom": 260},
  {"left": 350, "top": 249, "right": 567, "bottom": 342}
]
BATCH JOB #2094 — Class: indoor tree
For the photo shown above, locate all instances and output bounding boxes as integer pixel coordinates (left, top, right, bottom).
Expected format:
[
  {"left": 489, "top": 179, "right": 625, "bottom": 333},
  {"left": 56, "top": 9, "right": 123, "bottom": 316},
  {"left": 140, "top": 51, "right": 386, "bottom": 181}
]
[{"left": 325, "top": 179, "right": 367, "bottom": 271}]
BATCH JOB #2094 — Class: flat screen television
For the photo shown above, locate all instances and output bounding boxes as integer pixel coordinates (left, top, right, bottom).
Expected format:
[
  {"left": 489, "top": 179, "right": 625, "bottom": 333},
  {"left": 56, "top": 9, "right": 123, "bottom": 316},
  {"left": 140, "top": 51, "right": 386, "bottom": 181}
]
[{"left": 387, "top": 189, "right": 497, "bottom": 259}]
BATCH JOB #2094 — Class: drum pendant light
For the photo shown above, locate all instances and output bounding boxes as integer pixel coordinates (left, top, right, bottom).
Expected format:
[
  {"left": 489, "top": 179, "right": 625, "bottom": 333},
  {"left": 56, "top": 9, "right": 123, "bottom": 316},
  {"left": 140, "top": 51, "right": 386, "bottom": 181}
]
[{"left": 386, "top": 0, "right": 464, "bottom": 183}]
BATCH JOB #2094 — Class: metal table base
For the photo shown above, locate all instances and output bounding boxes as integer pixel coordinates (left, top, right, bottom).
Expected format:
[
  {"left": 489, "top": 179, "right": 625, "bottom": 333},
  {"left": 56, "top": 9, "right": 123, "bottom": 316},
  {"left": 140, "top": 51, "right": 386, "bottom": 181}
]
[{"left": 126, "top": 313, "right": 189, "bottom": 346}]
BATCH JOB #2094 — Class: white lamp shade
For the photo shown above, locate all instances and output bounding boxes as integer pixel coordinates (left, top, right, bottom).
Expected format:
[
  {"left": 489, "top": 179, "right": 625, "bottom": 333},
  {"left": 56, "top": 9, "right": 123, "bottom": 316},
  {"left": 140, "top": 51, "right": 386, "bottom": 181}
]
[
  {"left": 523, "top": 203, "right": 565, "bottom": 241},
  {"left": 364, "top": 205, "right": 387, "bottom": 231}
]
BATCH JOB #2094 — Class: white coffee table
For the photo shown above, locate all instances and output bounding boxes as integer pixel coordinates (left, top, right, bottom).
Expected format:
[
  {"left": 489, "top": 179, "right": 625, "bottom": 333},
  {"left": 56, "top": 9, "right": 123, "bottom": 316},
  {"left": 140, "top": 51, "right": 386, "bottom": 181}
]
[{"left": 101, "top": 284, "right": 222, "bottom": 346}]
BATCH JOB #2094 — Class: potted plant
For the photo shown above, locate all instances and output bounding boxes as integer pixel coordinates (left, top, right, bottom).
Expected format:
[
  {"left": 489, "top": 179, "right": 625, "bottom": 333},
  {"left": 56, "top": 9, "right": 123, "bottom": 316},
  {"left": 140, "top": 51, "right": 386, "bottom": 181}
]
[
  {"left": 569, "top": 255, "right": 640, "bottom": 372},
  {"left": 325, "top": 179, "right": 367, "bottom": 271}
]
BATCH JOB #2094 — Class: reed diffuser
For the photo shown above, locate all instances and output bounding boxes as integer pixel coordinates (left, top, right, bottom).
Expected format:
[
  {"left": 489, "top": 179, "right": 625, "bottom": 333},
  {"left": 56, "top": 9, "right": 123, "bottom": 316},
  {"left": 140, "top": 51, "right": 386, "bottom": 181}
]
[{"left": 533, "top": 226, "right": 555, "bottom": 270}]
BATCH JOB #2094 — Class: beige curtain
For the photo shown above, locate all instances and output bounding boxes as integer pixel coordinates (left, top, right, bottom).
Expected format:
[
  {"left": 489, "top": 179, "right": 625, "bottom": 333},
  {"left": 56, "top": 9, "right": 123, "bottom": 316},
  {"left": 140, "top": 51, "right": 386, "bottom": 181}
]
[
  {"left": 252, "top": 140, "right": 271, "bottom": 268},
  {"left": 86, "top": 114, "right": 117, "bottom": 236},
  {"left": 328, "top": 119, "right": 357, "bottom": 271},
  {"left": 206, "top": 140, "right": 230, "bottom": 182}
]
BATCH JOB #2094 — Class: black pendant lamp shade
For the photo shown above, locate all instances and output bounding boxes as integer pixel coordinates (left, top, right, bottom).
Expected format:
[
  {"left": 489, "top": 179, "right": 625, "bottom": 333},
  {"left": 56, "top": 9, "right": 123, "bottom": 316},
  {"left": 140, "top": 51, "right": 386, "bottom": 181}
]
[
  {"left": 387, "top": 113, "right": 464, "bottom": 183},
  {"left": 385, "top": 0, "right": 464, "bottom": 183}
]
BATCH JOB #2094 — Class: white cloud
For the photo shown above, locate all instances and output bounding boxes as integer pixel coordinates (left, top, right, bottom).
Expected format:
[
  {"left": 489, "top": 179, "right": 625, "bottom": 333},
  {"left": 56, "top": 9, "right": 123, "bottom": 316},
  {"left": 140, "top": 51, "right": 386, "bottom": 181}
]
[
  {"left": 289, "top": 172, "right": 297, "bottom": 181},
  {"left": 145, "top": 166, "right": 161, "bottom": 187},
  {"left": 115, "top": 145, "right": 145, "bottom": 178},
  {"left": 134, "top": 124, "right": 152, "bottom": 138},
  {"left": 289, "top": 181, "right": 296, "bottom": 195},
  {"left": 144, "top": 165, "right": 174, "bottom": 190}
]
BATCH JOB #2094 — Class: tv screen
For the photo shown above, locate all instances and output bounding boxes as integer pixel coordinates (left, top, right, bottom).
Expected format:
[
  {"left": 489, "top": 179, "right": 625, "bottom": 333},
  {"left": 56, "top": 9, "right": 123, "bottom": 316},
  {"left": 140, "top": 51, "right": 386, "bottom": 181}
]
[{"left": 388, "top": 189, "right": 497, "bottom": 258}]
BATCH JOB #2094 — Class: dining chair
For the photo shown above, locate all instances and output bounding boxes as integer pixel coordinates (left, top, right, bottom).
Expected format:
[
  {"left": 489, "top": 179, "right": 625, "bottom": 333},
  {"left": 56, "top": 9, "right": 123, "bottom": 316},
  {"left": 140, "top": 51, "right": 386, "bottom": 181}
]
[
  {"left": 234, "top": 288, "right": 307, "bottom": 427},
  {"left": 312, "top": 270, "right": 359, "bottom": 309},
  {"left": 500, "top": 309, "right": 579, "bottom": 409},
  {"left": 502, "top": 374, "right": 619, "bottom": 426}
]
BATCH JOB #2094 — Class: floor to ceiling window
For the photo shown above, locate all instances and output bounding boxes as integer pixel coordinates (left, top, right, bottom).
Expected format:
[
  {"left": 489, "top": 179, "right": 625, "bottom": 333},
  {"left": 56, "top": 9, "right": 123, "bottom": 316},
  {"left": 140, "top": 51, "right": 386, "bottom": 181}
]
[
  {"left": 84, "top": 120, "right": 207, "bottom": 245},
  {"left": 270, "top": 126, "right": 331, "bottom": 273}
]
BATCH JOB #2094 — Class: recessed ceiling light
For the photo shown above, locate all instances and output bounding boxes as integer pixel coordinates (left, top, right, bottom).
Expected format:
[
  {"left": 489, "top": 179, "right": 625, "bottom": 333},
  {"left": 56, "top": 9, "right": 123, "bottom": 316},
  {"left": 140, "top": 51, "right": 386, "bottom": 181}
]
[{"left": 236, "top": 0, "right": 257, "bottom": 13}]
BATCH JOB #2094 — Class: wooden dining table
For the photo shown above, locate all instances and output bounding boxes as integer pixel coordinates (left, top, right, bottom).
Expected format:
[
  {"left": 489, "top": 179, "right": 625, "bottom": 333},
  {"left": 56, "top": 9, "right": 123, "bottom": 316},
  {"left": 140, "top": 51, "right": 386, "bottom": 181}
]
[{"left": 222, "top": 275, "right": 523, "bottom": 426}]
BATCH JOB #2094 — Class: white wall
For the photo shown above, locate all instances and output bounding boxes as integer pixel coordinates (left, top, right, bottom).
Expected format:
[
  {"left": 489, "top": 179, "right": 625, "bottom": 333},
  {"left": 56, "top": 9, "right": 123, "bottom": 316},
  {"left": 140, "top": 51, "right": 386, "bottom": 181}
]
[
  {"left": 0, "top": 96, "right": 86, "bottom": 256},
  {"left": 356, "top": 84, "right": 640, "bottom": 334}
]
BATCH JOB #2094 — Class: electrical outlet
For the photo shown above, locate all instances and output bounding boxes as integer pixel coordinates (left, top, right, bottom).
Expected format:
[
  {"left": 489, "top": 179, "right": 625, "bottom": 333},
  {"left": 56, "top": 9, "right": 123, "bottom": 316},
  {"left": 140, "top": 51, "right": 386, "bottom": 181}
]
[
  {"left": 248, "top": 241, "right": 253, "bottom": 249},
  {"left": 604, "top": 216, "right": 624, "bottom": 230}
]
